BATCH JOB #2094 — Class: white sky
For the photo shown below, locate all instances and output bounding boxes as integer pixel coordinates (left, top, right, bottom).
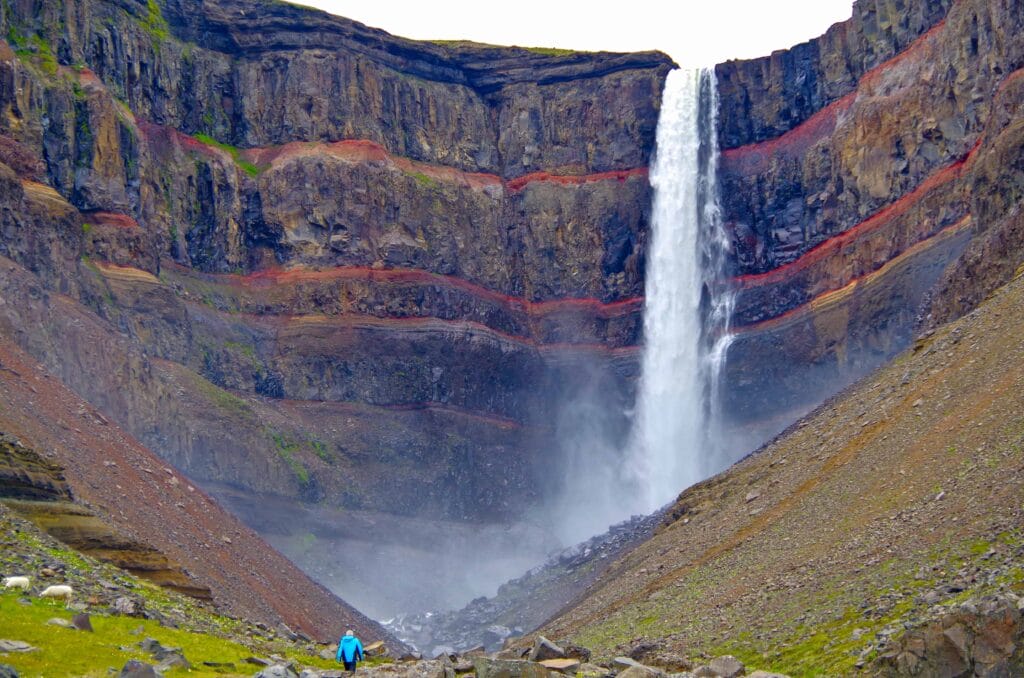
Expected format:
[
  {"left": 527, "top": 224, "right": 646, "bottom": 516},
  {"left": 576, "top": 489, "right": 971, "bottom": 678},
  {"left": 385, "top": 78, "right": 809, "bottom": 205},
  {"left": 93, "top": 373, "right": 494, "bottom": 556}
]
[{"left": 294, "top": 1, "right": 856, "bottom": 66}]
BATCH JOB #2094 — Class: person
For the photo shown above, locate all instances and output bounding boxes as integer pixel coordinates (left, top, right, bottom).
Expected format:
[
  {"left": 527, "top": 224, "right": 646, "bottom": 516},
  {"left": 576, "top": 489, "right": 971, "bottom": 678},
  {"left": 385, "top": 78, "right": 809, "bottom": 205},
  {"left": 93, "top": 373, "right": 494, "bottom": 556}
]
[{"left": 336, "top": 629, "right": 364, "bottom": 673}]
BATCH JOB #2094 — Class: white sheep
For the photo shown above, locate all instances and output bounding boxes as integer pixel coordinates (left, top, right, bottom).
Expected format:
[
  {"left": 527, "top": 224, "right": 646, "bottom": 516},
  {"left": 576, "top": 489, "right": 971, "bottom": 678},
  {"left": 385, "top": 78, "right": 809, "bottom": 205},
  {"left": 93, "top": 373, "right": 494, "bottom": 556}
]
[
  {"left": 39, "top": 584, "right": 73, "bottom": 599},
  {"left": 2, "top": 576, "right": 30, "bottom": 589}
]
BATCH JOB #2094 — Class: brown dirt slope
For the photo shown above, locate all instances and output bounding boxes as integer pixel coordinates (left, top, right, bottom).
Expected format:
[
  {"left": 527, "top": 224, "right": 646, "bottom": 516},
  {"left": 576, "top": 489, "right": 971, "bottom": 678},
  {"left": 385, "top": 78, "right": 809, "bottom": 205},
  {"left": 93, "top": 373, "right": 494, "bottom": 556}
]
[
  {"left": 0, "top": 323, "right": 392, "bottom": 644},
  {"left": 539, "top": 270, "right": 1024, "bottom": 675}
]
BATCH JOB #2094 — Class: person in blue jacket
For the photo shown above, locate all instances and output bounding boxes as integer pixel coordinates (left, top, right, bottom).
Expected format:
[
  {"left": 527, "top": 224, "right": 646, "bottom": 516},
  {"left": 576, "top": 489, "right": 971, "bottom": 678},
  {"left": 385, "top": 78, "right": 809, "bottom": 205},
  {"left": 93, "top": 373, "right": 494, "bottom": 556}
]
[{"left": 336, "top": 629, "right": 364, "bottom": 672}]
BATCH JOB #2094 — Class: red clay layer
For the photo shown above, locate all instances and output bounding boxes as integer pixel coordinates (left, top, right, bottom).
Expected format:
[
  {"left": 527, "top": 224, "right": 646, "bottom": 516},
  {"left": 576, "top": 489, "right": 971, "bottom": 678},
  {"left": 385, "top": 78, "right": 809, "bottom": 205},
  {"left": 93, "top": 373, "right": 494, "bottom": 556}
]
[
  {"left": 87, "top": 211, "right": 141, "bottom": 230},
  {"left": 731, "top": 216, "right": 973, "bottom": 336},
  {"left": 730, "top": 138, "right": 980, "bottom": 291},
  {"left": 188, "top": 263, "right": 644, "bottom": 320},
  {"left": 722, "top": 18, "right": 948, "bottom": 157}
]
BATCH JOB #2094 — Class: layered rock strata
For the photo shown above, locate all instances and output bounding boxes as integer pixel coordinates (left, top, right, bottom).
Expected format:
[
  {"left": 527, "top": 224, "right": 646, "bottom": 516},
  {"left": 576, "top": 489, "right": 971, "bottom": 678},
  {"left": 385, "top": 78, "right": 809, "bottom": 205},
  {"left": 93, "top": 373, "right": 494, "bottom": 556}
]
[{"left": 715, "top": 0, "right": 1024, "bottom": 432}]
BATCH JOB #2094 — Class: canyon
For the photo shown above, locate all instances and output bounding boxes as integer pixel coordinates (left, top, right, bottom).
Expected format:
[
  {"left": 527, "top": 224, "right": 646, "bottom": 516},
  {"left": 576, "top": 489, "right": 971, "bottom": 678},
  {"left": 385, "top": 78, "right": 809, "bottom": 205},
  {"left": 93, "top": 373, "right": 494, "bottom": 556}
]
[{"left": 0, "top": 0, "right": 1021, "bottom": 667}]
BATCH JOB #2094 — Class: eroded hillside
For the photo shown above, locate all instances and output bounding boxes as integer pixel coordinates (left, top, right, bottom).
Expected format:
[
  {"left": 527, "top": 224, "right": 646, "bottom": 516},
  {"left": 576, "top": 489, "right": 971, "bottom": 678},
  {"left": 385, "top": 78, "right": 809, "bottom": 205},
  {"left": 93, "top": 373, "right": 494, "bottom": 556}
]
[{"left": 538, "top": 270, "right": 1024, "bottom": 675}]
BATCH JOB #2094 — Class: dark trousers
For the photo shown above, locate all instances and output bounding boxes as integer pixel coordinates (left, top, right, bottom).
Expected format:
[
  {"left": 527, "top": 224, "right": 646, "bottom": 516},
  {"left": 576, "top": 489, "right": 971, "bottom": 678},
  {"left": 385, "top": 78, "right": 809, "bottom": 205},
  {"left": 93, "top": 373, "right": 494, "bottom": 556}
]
[{"left": 344, "top": 660, "right": 357, "bottom": 672}]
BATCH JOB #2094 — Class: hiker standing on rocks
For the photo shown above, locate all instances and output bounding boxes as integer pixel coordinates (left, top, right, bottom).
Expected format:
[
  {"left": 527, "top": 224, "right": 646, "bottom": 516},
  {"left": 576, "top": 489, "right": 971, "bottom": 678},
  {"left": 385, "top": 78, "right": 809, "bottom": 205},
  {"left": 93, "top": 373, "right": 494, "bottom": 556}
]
[{"left": 336, "top": 629, "right": 364, "bottom": 673}]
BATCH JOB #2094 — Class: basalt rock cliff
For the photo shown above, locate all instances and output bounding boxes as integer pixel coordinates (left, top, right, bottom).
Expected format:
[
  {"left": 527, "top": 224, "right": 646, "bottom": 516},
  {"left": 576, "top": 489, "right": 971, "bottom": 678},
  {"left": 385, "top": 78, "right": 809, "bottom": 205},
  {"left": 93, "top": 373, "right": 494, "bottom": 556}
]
[
  {"left": 716, "top": 0, "right": 1024, "bottom": 437},
  {"left": 0, "top": 0, "right": 671, "bottom": 616}
]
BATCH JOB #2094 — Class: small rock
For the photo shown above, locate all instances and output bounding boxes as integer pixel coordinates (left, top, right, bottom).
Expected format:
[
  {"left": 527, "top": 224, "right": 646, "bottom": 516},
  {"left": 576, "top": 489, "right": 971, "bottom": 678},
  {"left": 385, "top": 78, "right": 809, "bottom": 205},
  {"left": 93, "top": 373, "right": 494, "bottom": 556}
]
[
  {"left": 0, "top": 663, "right": 18, "bottom": 678},
  {"left": 399, "top": 652, "right": 423, "bottom": 662},
  {"left": 46, "top": 617, "right": 73, "bottom": 628},
  {"left": 254, "top": 664, "right": 299, "bottom": 678},
  {"left": 747, "top": 672, "right": 790, "bottom": 678},
  {"left": 118, "top": 660, "right": 159, "bottom": 678},
  {"left": 318, "top": 648, "right": 335, "bottom": 661},
  {"left": 709, "top": 657, "right": 744, "bottom": 678},
  {"left": 744, "top": 491, "right": 760, "bottom": 503},
  {"left": 0, "top": 640, "right": 34, "bottom": 653},
  {"left": 72, "top": 613, "right": 93, "bottom": 632},
  {"left": 38, "top": 568, "right": 56, "bottom": 578},
  {"left": 245, "top": 657, "right": 274, "bottom": 667}
]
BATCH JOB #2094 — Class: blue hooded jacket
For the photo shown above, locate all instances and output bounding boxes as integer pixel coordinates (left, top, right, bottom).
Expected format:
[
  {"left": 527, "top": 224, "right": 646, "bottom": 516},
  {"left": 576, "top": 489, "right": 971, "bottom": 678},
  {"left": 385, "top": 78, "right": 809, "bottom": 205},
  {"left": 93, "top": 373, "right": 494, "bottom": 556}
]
[{"left": 337, "top": 634, "right": 364, "bottom": 663}]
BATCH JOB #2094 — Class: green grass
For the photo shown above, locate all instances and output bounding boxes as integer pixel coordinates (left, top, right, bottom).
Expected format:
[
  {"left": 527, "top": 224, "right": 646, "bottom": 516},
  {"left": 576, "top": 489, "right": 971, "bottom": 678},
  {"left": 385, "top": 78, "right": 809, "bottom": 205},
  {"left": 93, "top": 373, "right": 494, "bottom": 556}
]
[
  {"left": 0, "top": 590, "right": 362, "bottom": 677},
  {"left": 408, "top": 171, "right": 438, "bottom": 189},
  {"left": 0, "top": 592, "right": 257, "bottom": 677},
  {"left": 192, "top": 134, "right": 264, "bottom": 177},
  {"left": 13, "top": 33, "right": 59, "bottom": 76},
  {"left": 522, "top": 46, "right": 580, "bottom": 57},
  {"left": 268, "top": 430, "right": 310, "bottom": 485}
]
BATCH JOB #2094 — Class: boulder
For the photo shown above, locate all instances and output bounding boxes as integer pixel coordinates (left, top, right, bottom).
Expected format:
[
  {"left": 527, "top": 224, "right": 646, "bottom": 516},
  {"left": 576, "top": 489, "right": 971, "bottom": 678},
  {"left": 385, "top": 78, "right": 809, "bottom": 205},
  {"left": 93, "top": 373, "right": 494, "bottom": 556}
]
[
  {"left": 156, "top": 651, "right": 191, "bottom": 672},
  {"left": 0, "top": 664, "right": 17, "bottom": 678},
  {"left": 529, "top": 637, "right": 566, "bottom": 662},
  {"left": 709, "top": 656, "right": 744, "bottom": 678},
  {"left": 578, "top": 663, "right": 611, "bottom": 678},
  {"left": 560, "top": 642, "right": 592, "bottom": 663},
  {"left": 618, "top": 665, "right": 662, "bottom": 678},
  {"left": 613, "top": 657, "right": 645, "bottom": 671},
  {"left": 71, "top": 613, "right": 93, "bottom": 632},
  {"left": 112, "top": 597, "right": 140, "bottom": 616},
  {"left": 473, "top": 657, "right": 551, "bottom": 678},
  {"left": 539, "top": 658, "right": 581, "bottom": 674},
  {"left": 254, "top": 664, "right": 300, "bottom": 678},
  {"left": 364, "top": 640, "right": 386, "bottom": 656},
  {"left": 118, "top": 660, "right": 159, "bottom": 678}
]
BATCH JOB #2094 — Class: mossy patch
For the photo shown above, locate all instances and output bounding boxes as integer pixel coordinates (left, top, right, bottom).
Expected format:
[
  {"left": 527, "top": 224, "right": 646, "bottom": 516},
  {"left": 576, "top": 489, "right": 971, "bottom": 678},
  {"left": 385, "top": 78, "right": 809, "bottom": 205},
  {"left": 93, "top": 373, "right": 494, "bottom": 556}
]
[{"left": 192, "top": 134, "right": 264, "bottom": 177}]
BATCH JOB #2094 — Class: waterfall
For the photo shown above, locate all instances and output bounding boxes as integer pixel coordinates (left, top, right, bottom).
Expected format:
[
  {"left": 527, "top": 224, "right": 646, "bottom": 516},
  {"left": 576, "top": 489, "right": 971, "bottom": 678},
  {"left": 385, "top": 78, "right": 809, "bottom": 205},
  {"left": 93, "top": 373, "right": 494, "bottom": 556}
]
[
  {"left": 627, "top": 68, "right": 733, "bottom": 512},
  {"left": 549, "top": 68, "right": 733, "bottom": 542}
]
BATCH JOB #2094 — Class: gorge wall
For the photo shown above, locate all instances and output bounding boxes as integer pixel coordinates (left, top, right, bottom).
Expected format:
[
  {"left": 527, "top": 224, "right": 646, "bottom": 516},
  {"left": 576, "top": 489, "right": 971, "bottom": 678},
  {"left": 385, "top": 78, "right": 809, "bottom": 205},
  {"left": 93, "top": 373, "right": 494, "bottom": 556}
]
[{"left": 715, "top": 0, "right": 1024, "bottom": 439}]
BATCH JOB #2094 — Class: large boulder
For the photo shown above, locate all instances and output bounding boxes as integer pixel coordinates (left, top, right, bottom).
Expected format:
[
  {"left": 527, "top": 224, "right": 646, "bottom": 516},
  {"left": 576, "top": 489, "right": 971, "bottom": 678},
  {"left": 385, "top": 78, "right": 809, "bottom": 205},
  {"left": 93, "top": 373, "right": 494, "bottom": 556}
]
[
  {"left": 528, "top": 637, "right": 566, "bottom": 662},
  {"left": 472, "top": 658, "right": 550, "bottom": 678}
]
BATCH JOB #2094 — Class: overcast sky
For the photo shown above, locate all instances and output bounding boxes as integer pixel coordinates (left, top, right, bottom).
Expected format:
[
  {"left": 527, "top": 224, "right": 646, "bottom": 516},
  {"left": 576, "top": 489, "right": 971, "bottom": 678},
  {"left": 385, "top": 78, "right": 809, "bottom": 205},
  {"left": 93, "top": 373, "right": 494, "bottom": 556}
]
[{"left": 294, "top": 1, "right": 856, "bottom": 66}]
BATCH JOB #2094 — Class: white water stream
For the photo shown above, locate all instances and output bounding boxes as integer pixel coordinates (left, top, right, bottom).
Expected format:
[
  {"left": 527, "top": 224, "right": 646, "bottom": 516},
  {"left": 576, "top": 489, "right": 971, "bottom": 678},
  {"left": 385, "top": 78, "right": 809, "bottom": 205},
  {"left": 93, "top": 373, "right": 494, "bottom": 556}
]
[{"left": 626, "top": 67, "right": 734, "bottom": 513}]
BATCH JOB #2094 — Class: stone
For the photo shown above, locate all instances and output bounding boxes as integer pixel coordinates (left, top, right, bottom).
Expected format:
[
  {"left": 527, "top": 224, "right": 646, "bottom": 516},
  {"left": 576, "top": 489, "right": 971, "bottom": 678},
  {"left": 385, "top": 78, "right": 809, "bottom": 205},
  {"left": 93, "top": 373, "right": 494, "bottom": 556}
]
[
  {"left": 318, "top": 648, "right": 335, "bottom": 661},
  {"left": 245, "top": 656, "right": 274, "bottom": 666},
  {"left": 254, "top": 665, "right": 300, "bottom": 678},
  {"left": 539, "top": 658, "right": 581, "bottom": 674},
  {"left": 472, "top": 657, "right": 551, "bottom": 678},
  {"left": 746, "top": 672, "right": 790, "bottom": 678},
  {"left": 613, "top": 657, "right": 644, "bottom": 671},
  {"left": 363, "top": 640, "right": 386, "bottom": 656},
  {"left": 617, "top": 665, "right": 662, "bottom": 678},
  {"left": 707, "top": 656, "right": 744, "bottom": 678},
  {"left": 0, "top": 664, "right": 17, "bottom": 678},
  {"left": 46, "top": 617, "right": 73, "bottom": 628},
  {"left": 577, "top": 663, "right": 611, "bottom": 677},
  {"left": 118, "top": 660, "right": 159, "bottom": 678},
  {"left": 113, "top": 597, "right": 140, "bottom": 616},
  {"left": 529, "top": 636, "right": 566, "bottom": 662},
  {"left": 156, "top": 651, "right": 191, "bottom": 671},
  {"left": 559, "top": 642, "right": 592, "bottom": 663},
  {"left": 71, "top": 612, "right": 94, "bottom": 632},
  {"left": 399, "top": 652, "right": 423, "bottom": 662},
  {"left": 0, "top": 640, "right": 34, "bottom": 653}
]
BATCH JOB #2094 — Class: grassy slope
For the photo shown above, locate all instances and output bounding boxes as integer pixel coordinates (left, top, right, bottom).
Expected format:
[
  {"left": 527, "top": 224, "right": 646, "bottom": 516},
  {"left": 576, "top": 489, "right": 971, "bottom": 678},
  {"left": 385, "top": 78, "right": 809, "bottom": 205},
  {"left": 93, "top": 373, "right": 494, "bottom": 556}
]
[
  {"left": 0, "top": 507, "right": 365, "bottom": 677},
  {"left": 540, "top": 272, "right": 1024, "bottom": 676}
]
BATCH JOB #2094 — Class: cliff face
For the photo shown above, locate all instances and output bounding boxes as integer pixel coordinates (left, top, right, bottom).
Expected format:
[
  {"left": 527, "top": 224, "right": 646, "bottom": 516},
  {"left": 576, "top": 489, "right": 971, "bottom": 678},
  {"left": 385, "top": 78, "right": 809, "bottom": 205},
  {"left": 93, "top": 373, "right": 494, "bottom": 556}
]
[
  {"left": 0, "top": 0, "right": 670, "bottom": 615},
  {"left": 715, "top": 0, "right": 1024, "bottom": 433}
]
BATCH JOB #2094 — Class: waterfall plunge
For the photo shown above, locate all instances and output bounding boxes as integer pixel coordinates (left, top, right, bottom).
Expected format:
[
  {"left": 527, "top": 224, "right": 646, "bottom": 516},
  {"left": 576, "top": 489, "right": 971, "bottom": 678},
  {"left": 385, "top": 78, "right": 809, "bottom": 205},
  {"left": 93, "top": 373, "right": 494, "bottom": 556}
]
[
  {"left": 551, "top": 68, "right": 733, "bottom": 542},
  {"left": 627, "top": 68, "right": 733, "bottom": 514}
]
